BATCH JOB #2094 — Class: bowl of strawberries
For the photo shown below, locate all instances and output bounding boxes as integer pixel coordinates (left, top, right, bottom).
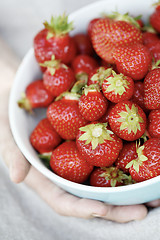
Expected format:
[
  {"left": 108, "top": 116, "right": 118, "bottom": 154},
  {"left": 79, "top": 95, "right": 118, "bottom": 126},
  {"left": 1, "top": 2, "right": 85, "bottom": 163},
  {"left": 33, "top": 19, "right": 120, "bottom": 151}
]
[{"left": 9, "top": 0, "right": 160, "bottom": 205}]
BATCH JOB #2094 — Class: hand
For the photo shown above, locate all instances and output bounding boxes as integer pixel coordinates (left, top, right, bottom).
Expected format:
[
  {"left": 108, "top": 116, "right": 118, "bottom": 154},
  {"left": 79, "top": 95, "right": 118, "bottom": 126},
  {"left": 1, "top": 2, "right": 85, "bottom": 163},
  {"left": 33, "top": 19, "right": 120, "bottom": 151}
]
[
  {"left": 11, "top": 156, "right": 148, "bottom": 223},
  {"left": 0, "top": 97, "right": 147, "bottom": 224},
  {"left": 0, "top": 38, "right": 151, "bottom": 223}
]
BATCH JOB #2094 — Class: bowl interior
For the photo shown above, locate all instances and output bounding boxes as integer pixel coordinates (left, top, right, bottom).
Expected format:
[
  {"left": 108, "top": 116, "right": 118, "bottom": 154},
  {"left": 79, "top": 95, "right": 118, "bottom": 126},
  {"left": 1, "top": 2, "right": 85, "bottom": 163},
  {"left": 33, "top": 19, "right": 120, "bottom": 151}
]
[{"left": 9, "top": 0, "right": 160, "bottom": 205}]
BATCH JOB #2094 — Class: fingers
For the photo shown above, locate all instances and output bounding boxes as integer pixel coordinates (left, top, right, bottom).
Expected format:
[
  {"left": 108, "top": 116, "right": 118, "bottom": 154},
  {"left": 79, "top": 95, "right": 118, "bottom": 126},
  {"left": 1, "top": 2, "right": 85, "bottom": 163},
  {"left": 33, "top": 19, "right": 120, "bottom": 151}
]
[
  {"left": 146, "top": 199, "right": 160, "bottom": 207},
  {"left": 9, "top": 151, "right": 31, "bottom": 183},
  {"left": 24, "top": 167, "right": 148, "bottom": 222},
  {"left": 24, "top": 167, "right": 107, "bottom": 218},
  {"left": 101, "top": 204, "right": 148, "bottom": 223}
]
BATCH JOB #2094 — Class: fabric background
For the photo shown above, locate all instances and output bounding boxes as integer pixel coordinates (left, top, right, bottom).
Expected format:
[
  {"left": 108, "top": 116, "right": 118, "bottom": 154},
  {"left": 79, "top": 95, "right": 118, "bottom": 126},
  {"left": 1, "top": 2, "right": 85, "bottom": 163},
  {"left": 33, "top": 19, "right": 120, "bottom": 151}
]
[{"left": 0, "top": 0, "right": 160, "bottom": 239}]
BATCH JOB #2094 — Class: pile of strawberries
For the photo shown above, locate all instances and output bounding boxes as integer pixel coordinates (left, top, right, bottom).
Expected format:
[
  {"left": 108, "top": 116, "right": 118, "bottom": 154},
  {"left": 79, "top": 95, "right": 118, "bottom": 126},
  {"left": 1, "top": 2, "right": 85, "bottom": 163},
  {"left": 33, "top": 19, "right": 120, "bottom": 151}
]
[{"left": 18, "top": 3, "right": 160, "bottom": 187}]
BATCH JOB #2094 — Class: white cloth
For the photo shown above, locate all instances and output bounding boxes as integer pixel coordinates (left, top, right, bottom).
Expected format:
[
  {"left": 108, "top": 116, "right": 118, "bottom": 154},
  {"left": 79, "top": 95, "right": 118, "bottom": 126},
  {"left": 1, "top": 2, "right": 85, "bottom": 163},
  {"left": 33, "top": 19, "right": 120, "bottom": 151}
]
[
  {"left": 1, "top": 0, "right": 160, "bottom": 239},
  {"left": 1, "top": 159, "right": 160, "bottom": 240}
]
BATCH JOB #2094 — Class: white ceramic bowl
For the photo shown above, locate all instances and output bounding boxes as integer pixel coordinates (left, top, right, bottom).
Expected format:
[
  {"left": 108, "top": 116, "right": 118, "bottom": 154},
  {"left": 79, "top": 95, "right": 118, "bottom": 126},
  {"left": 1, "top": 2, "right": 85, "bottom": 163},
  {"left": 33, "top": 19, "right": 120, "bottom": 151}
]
[{"left": 9, "top": 0, "right": 160, "bottom": 205}]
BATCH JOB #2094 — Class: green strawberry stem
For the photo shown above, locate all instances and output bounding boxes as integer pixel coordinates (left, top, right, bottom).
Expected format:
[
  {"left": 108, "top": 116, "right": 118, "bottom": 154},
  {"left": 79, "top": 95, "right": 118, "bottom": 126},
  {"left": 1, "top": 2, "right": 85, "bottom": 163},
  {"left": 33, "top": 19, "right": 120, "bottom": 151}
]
[
  {"left": 39, "top": 152, "right": 52, "bottom": 168},
  {"left": 142, "top": 25, "right": 157, "bottom": 33},
  {"left": 79, "top": 123, "right": 114, "bottom": 150},
  {"left": 76, "top": 72, "right": 89, "bottom": 83},
  {"left": 83, "top": 84, "right": 100, "bottom": 96},
  {"left": 107, "top": 12, "right": 140, "bottom": 29},
  {"left": 91, "top": 67, "right": 112, "bottom": 86},
  {"left": 17, "top": 93, "right": 32, "bottom": 113},
  {"left": 152, "top": 0, "right": 160, "bottom": 7},
  {"left": 55, "top": 91, "right": 81, "bottom": 101},
  {"left": 117, "top": 104, "right": 144, "bottom": 135},
  {"left": 126, "top": 145, "right": 148, "bottom": 173},
  {"left": 71, "top": 79, "right": 87, "bottom": 94},
  {"left": 43, "top": 13, "right": 74, "bottom": 39},
  {"left": 40, "top": 55, "right": 63, "bottom": 75},
  {"left": 152, "top": 59, "right": 160, "bottom": 70},
  {"left": 103, "top": 70, "right": 129, "bottom": 96},
  {"left": 100, "top": 166, "right": 131, "bottom": 187}
]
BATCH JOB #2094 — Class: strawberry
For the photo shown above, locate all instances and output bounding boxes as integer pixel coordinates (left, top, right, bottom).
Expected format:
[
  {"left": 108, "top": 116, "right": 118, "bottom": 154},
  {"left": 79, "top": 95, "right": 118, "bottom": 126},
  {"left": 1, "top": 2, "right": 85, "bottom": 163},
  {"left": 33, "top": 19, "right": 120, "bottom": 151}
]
[
  {"left": 76, "top": 122, "right": 123, "bottom": 167},
  {"left": 148, "top": 109, "right": 160, "bottom": 138},
  {"left": 113, "top": 43, "right": 152, "bottom": 80},
  {"left": 41, "top": 55, "right": 75, "bottom": 97},
  {"left": 115, "top": 141, "right": 138, "bottom": 173},
  {"left": 72, "top": 54, "right": 98, "bottom": 81},
  {"left": 72, "top": 33, "right": 94, "bottom": 56},
  {"left": 50, "top": 141, "right": 93, "bottom": 183},
  {"left": 99, "top": 102, "right": 116, "bottom": 123},
  {"left": 78, "top": 84, "right": 108, "bottom": 121},
  {"left": 87, "top": 17, "right": 101, "bottom": 38},
  {"left": 30, "top": 118, "right": 62, "bottom": 154},
  {"left": 47, "top": 92, "right": 88, "bottom": 140},
  {"left": 91, "top": 13, "right": 142, "bottom": 63},
  {"left": 126, "top": 138, "right": 160, "bottom": 182},
  {"left": 102, "top": 69, "right": 134, "bottom": 103},
  {"left": 150, "top": 1, "right": 160, "bottom": 33},
  {"left": 146, "top": 40, "right": 160, "bottom": 63},
  {"left": 131, "top": 81, "right": 149, "bottom": 113},
  {"left": 144, "top": 68, "right": 160, "bottom": 110},
  {"left": 142, "top": 31, "right": 159, "bottom": 46},
  {"left": 108, "top": 101, "right": 147, "bottom": 141},
  {"left": 90, "top": 167, "right": 130, "bottom": 187},
  {"left": 34, "top": 14, "right": 77, "bottom": 65},
  {"left": 18, "top": 79, "right": 54, "bottom": 112}
]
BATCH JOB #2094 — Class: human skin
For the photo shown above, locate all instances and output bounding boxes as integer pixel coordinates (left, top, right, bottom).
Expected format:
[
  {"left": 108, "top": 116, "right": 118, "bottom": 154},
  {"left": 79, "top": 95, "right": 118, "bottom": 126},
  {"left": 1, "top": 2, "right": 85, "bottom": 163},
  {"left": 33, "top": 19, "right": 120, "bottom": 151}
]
[{"left": 0, "top": 38, "right": 159, "bottom": 223}]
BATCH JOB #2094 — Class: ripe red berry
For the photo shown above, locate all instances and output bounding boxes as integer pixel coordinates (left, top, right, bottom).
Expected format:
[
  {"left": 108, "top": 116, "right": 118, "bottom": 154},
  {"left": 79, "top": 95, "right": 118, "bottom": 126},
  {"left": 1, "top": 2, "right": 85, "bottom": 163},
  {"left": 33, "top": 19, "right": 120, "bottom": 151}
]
[
  {"left": 91, "top": 14, "right": 142, "bottom": 63},
  {"left": 34, "top": 14, "right": 77, "bottom": 65},
  {"left": 41, "top": 56, "right": 75, "bottom": 97},
  {"left": 50, "top": 141, "right": 93, "bottom": 183},
  {"left": 76, "top": 122, "right": 123, "bottom": 167},
  {"left": 18, "top": 79, "right": 54, "bottom": 112},
  {"left": 144, "top": 68, "right": 160, "bottom": 110},
  {"left": 109, "top": 101, "right": 147, "bottom": 141},
  {"left": 30, "top": 118, "right": 62, "bottom": 154},
  {"left": 102, "top": 69, "right": 134, "bottom": 103},
  {"left": 47, "top": 93, "right": 88, "bottom": 140},
  {"left": 78, "top": 84, "right": 108, "bottom": 121},
  {"left": 113, "top": 43, "right": 152, "bottom": 81}
]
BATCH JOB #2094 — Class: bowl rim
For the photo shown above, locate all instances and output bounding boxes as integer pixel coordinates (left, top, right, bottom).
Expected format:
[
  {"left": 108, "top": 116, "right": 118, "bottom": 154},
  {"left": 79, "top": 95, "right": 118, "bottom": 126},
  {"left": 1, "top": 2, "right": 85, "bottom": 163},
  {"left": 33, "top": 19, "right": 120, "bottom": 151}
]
[{"left": 8, "top": 0, "right": 160, "bottom": 195}]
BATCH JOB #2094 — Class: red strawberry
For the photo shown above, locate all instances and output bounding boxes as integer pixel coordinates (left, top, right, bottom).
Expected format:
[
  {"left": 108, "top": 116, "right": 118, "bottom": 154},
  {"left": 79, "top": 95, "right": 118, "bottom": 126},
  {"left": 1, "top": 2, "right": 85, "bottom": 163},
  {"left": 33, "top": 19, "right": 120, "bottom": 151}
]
[
  {"left": 144, "top": 68, "right": 160, "bottom": 110},
  {"left": 30, "top": 118, "right": 62, "bottom": 154},
  {"left": 91, "top": 13, "right": 142, "bottom": 63},
  {"left": 115, "top": 141, "right": 138, "bottom": 173},
  {"left": 102, "top": 69, "right": 134, "bottom": 103},
  {"left": 47, "top": 93, "right": 88, "bottom": 140},
  {"left": 72, "top": 33, "right": 94, "bottom": 56},
  {"left": 99, "top": 102, "right": 116, "bottom": 123},
  {"left": 34, "top": 14, "right": 77, "bottom": 65},
  {"left": 142, "top": 31, "right": 159, "bottom": 46},
  {"left": 50, "top": 141, "right": 93, "bottom": 183},
  {"left": 76, "top": 122, "right": 123, "bottom": 167},
  {"left": 18, "top": 79, "right": 54, "bottom": 112},
  {"left": 90, "top": 167, "right": 130, "bottom": 187},
  {"left": 113, "top": 43, "right": 152, "bottom": 80},
  {"left": 150, "top": 2, "right": 160, "bottom": 33},
  {"left": 146, "top": 40, "right": 160, "bottom": 63},
  {"left": 109, "top": 101, "right": 147, "bottom": 141},
  {"left": 148, "top": 110, "right": 160, "bottom": 138},
  {"left": 87, "top": 17, "right": 101, "bottom": 38},
  {"left": 41, "top": 55, "right": 75, "bottom": 97},
  {"left": 72, "top": 54, "right": 98, "bottom": 81},
  {"left": 78, "top": 84, "right": 108, "bottom": 121},
  {"left": 126, "top": 138, "right": 160, "bottom": 182},
  {"left": 131, "top": 81, "right": 149, "bottom": 113}
]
